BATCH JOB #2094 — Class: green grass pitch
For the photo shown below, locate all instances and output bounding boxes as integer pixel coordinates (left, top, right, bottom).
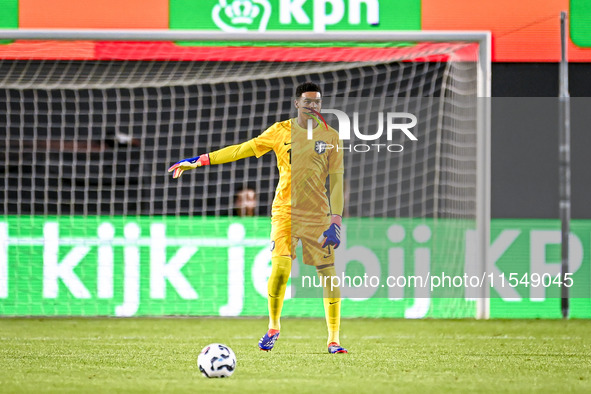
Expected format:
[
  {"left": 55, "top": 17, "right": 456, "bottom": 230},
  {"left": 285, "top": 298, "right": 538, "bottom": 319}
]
[{"left": 1, "top": 318, "right": 590, "bottom": 393}]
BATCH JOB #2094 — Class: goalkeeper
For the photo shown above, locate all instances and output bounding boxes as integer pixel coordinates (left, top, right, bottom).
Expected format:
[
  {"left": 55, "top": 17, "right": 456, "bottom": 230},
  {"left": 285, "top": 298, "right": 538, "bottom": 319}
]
[{"left": 168, "top": 82, "right": 347, "bottom": 354}]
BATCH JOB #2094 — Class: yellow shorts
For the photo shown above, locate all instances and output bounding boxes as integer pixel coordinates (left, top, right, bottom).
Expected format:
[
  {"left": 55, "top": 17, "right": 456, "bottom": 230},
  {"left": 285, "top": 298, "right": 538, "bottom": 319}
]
[{"left": 270, "top": 215, "right": 334, "bottom": 266}]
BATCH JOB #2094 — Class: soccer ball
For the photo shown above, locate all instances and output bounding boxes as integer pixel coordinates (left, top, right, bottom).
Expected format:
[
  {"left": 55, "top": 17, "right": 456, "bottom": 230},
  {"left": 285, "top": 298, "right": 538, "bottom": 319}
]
[{"left": 197, "top": 343, "right": 237, "bottom": 378}]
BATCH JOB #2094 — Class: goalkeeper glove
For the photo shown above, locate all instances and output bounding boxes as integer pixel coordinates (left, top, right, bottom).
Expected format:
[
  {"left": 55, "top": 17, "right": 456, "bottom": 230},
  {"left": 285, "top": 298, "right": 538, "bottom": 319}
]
[
  {"left": 168, "top": 154, "right": 210, "bottom": 178},
  {"left": 321, "top": 215, "right": 342, "bottom": 249}
]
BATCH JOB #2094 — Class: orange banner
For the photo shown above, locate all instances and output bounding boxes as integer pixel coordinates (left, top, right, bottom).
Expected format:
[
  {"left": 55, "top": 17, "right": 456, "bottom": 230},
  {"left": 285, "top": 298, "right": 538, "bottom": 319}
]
[
  {"left": 422, "top": 0, "right": 591, "bottom": 62},
  {"left": 19, "top": 0, "right": 168, "bottom": 29},
  {"left": 11, "top": 0, "right": 591, "bottom": 62}
]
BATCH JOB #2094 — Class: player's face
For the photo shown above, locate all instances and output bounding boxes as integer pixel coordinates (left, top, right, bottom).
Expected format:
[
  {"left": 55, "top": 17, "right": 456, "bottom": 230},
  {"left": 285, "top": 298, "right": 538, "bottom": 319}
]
[{"left": 295, "top": 91, "right": 322, "bottom": 121}]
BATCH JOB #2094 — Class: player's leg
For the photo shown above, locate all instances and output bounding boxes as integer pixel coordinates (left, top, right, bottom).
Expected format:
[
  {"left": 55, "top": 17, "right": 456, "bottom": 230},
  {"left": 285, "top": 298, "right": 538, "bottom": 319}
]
[
  {"left": 259, "top": 218, "right": 294, "bottom": 351},
  {"left": 302, "top": 229, "right": 348, "bottom": 354},
  {"left": 316, "top": 262, "right": 347, "bottom": 353},
  {"left": 259, "top": 252, "right": 290, "bottom": 351},
  {"left": 267, "top": 249, "right": 291, "bottom": 332}
]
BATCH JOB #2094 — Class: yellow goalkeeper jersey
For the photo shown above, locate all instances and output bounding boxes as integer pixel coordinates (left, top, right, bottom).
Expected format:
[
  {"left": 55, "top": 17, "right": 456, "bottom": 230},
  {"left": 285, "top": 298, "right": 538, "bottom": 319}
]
[{"left": 248, "top": 118, "right": 344, "bottom": 223}]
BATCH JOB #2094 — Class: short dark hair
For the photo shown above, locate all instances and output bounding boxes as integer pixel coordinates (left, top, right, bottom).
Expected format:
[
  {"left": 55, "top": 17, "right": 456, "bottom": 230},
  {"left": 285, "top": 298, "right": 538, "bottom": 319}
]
[{"left": 295, "top": 82, "right": 322, "bottom": 98}]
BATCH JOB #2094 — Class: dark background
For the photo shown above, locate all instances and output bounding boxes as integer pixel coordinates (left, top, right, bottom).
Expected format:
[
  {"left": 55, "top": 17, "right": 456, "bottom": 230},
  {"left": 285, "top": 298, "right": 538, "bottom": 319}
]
[
  {"left": 491, "top": 63, "right": 591, "bottom": 219},
  {"left": 2, "top": 62, "right": 590, "bottom": 220}
]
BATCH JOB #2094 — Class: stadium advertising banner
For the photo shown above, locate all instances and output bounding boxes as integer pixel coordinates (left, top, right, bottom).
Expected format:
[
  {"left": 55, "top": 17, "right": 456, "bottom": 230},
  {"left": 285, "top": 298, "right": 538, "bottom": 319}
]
[
  {"left": 1, "top": 217, "right": 589, "bottom": 319},
  {"left": 2, "top": 0, "right": 591, "bottom": 61},
  {"left": 170, "top": 0, "right": 420, "bottom": 32}
]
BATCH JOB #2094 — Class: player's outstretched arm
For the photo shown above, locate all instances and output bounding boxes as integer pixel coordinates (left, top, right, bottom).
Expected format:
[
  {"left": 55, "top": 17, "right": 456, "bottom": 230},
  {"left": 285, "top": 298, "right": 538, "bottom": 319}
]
[
  {"left": 168, "top": 141, "right": 257, "bottom": 179},
  {"left": 322, "top": 173, "right": 344, "bottom": 249}
]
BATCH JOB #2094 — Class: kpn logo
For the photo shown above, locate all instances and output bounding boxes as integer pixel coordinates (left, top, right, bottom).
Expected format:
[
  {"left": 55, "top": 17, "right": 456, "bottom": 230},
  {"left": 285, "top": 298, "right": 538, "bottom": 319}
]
[
  {"left": 212, "top": 0, "right": 380, "bottom": 32},
  {"left": 213, "top": 0, "right": 272, "bottom": 32}
]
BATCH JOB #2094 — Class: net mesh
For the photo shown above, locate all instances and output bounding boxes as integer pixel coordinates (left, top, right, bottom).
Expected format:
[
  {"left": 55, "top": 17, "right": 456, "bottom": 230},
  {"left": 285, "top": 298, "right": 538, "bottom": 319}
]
[
  {"left": 0, "top": 41, "right": 478, "bottom": 218},
  {"left": 0, "top": 38, "right": 481, "bottom": 317}
]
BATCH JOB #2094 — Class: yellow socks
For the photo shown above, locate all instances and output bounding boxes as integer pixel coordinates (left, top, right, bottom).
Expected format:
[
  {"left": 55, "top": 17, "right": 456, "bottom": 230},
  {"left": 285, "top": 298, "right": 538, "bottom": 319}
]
[
  {"left": 267, "top": 258, "right": 342, "bottom": 345},
  {"left": 267, "top": 255, "right": 292, "bottom": 331},
  {"left": 317, "top": 265, "right": 341, "bottom": 345}
]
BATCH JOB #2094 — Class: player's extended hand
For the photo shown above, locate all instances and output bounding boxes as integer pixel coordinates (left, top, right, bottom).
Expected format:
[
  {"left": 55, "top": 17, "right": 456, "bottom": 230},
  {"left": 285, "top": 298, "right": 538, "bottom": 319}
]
[
  {"left": 167, "top": 154, "right": 210, "bottom": 178},
  {"left": 321, "top": 215, "right": 343, "bottom": 249}
]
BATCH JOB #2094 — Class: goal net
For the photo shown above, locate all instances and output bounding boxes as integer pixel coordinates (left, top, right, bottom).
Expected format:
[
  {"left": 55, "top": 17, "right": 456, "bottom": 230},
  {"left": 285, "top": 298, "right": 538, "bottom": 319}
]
[{"left": 0, "top": 31, "right": 490, "bottom": 318}]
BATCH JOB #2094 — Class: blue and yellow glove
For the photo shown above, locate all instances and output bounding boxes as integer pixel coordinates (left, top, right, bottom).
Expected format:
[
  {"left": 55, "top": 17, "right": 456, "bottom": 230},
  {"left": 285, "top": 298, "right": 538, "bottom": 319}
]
[
  {"left": 167, "top": 154, "right": 210, "bottom": 178},
  {"left": 321, "top": 215, "right": 342, "bottom": 249}
]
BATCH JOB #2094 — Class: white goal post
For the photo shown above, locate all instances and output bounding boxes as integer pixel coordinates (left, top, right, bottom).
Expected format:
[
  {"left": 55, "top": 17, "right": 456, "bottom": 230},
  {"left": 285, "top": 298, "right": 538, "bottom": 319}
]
[{"left": 0, "top": 30, "right": 491, "bottom": 318}]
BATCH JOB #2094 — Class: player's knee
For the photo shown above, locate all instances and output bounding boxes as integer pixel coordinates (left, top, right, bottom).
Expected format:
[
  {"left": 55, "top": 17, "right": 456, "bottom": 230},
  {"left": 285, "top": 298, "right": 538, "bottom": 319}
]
[
  {"left": 316, "top": 264, "right": 337, "bottom": 277},
  {"left": 316, "top": 263, "right": 334, "bottom": 271}
]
